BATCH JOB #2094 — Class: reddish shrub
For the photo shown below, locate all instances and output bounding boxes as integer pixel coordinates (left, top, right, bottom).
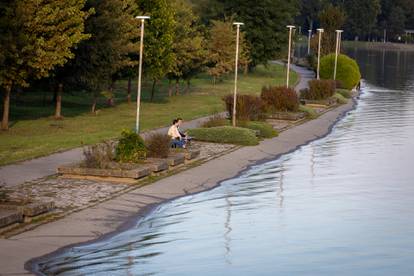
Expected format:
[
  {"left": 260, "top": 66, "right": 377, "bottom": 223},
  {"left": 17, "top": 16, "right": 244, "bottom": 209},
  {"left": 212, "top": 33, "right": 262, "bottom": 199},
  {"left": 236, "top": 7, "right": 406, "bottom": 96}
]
[
  {"left": 261, "top": 86, "right": 299, "bottom": 112},
  {"left": 223, "top": 94, "right": 264, "bottom": 121},
  {"left": 302, "top": 80, "right": 336, "bottom": 100}
]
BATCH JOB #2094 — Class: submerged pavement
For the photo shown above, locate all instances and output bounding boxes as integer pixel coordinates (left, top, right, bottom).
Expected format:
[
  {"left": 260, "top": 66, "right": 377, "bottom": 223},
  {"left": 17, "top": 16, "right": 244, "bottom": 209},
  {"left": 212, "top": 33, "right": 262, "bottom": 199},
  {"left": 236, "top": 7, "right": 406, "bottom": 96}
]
[{"left": 0, "top": 97, "right": 355, "bottom": 275}]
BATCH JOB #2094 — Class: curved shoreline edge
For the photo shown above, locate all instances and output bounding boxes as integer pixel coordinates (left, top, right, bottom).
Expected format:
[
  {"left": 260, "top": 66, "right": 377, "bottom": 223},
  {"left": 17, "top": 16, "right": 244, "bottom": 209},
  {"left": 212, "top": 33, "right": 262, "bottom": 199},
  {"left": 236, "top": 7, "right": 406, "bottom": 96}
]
[{"left": 27, "top": 96, "right": 359, "bottom": 275}]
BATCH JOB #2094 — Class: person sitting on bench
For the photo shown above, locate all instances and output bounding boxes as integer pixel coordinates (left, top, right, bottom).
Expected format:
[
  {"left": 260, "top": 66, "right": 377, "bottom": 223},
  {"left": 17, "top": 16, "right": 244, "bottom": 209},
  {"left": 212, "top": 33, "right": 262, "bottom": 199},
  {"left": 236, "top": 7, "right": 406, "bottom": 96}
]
[
  {"left": 168, "top": 119, "right": 186, "bottom": 148},
  {"left": 176, "top": 118, "right": 192, "bottom": 142}
]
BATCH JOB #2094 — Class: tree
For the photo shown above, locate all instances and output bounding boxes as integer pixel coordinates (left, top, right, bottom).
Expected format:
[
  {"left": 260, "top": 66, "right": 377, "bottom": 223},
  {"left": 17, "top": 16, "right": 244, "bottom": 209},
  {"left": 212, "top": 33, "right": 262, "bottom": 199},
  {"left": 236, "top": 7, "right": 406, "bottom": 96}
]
[
  {"left": 222, "top": 0, "right": 300, "bottom": 67},
  {"left": 297, "top": 0, "right": 329, "bottom": 31},
  {"left": 0, "top": 0, "right": 90, "bottom": 130},
  {"left": 207, "top": 20, "right": 250, "bottom": 84},
  {"left": 137, "top": 0, "right": 175, "bottom": 101},
  {"left": 311, "top": 5, "right": 346, "bottom": 55},
  {"left": 167, "top": 0, "right": 207, "bottom": 96},
  {"left": 63, "top": 0, "right": 139, "bottom": 113},
  {"left": 344, "top": 0, "right": 381, "bottom": 40},
  {"left": 388, "top": 6, "right": 406, "bottom": 40}
]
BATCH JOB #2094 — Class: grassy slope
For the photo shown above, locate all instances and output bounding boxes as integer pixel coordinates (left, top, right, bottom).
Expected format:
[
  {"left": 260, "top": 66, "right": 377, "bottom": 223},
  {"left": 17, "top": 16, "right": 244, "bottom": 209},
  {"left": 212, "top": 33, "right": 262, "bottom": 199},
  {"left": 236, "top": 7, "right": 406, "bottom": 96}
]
[{"left": 0, "top": 64, "right": 297, "bottom": 165}]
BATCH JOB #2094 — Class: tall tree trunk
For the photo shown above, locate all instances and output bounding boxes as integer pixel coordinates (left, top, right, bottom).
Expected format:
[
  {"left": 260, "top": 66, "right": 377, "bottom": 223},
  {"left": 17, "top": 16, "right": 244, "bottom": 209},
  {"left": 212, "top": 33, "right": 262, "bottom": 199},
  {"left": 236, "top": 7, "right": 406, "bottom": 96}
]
[
  {"left": 54, "top": 83, "right": 63, "bottom": 119},
  {"left": 168, "top": 79, "right": 172, "bottom": 97},
  {"left": 127, "top": 77, "right": 132, "bottom": 104},
  {"left": 91, "top": 95, "right": 97, "bottom": 114},
  {"left": 185, "top": 79, "right": 191, "bottom": 94},
  {"left": 175, "top": 79, "right": 180, "bottom": 96},
  {"left": 1, "top": 84, "right": 11, "bottom": 130},
  {"left": 150, "top": 79, "right": 157, "bottom": 102},
  {"left": 107, "top": 81, "right": 115, "bottom": 106}
]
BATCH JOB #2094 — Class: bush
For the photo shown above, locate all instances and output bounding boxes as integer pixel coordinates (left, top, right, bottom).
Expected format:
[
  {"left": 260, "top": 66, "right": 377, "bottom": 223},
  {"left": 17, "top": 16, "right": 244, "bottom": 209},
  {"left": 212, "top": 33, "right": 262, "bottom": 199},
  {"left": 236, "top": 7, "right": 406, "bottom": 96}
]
[
  {"left": 336, "top": 89, "right": 352, "bottom": 99},
  {"left": 333, "top": 93, "right": 348, "bottom": 104},
  {"left": 320, "top": 54, "right": 361, "bottom": 90},
  {"left": 145, "top": 133, "right": 171, "bottom": 158},
  {"left": 116, "top": 129, "right": 147, "bottom": 163},
  {"left": 201, "top": 114, "right": 229, "bottom": 128},
  {"left": 188, "top": 126, "right": 259, "bottom": 146},
  {"left": 299, "top": 105, "right": 319, "bottom": 119},
  {"left": 302, "top": 79, "right": 336, "bottom": 100},
  {"left": 261, "top": 86, "right": 299, "bottom": 112},
  {"left": 82, "top": 142, "right": 115, "bottom": 169},
  {"left": 238, "top": 121, "right": 278, "bottom": 138},
  {"left": 223, "top": 94, "right": 264, "bottom": 121}
]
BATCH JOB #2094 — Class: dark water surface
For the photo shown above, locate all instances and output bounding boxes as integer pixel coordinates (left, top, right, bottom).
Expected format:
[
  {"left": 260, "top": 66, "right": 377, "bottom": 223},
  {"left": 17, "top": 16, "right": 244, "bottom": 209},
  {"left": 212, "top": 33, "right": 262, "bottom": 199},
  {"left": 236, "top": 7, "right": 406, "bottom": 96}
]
[{"left": 37, "top": 48, "right": 414, "bottom": 275}]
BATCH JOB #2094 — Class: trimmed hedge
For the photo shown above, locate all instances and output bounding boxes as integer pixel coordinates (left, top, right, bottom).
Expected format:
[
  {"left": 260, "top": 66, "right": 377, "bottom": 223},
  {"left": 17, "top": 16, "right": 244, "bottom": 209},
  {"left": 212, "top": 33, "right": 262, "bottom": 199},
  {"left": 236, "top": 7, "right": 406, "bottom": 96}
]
[
  {"left": 333, "top": 93, "right": 348, "bottom": 104},
  {"left": 238, "top": 121, "right": 278, "bottom": 138},
  {"left": 320, "top": 54, "right": 361, "bottom": 90},
  {"left": 336, "top": 89, "right": 352, "bottom": 99},
  {"left": 302, "top": 79, "right": 336, "bottom": 100},
  {"left": 188, "top": 126, "right": 259, "bottom": 146},
  {"left": 201, "top": 114, "right": 230, "bottom": 128},
  {"left": 299, "top": 105, "right": 319, "bottom": 119},
  {"left": 261, "top": 86, "right": 299, "bottom": 112},
  {"left": 223, "top": 94, "right": 264, "bottom": 121}
]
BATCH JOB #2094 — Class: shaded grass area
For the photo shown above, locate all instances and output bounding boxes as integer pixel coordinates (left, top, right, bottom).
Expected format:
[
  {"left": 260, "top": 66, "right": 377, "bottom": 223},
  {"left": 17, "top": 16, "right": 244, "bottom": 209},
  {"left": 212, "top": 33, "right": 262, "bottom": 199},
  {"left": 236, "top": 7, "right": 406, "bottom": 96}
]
[{"left": 0, "top": 64, "right": 297, "bottom": 165}]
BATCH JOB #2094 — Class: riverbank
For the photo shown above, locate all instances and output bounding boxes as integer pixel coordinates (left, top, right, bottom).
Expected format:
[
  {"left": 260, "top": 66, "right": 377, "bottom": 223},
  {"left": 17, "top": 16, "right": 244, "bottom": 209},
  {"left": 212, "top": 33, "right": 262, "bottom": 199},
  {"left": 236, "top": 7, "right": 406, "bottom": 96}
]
[
  {"left": 343, "top": 41, "right": 414, "bottom": 51},
  {"left": 0, "top": 94, "right": 356, "bottom": 276}
]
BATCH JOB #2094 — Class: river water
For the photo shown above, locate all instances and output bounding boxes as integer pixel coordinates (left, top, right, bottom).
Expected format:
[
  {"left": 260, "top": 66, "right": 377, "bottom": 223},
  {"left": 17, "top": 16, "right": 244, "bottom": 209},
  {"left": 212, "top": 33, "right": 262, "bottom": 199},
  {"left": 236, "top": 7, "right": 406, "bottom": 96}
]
[{"left": 37, "top": 48, "right": 414, "bottom": 276}]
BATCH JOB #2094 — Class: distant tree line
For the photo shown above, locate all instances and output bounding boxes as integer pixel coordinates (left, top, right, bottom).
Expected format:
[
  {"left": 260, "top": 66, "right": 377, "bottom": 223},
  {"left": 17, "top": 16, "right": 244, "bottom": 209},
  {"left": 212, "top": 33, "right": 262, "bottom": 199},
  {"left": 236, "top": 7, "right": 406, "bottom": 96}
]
[{"left": 297, "top": 0, "right": 414, "bottom": 41}]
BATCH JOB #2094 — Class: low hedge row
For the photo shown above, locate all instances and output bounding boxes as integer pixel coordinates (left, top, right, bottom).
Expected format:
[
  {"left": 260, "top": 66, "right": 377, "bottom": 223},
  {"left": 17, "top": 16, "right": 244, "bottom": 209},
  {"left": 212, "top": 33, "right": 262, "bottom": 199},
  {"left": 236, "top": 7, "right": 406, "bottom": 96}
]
[
  {"left": 301, "top": 79, "right": 336, "bottom": 100},
  {"left": 188, "top": 126, "right": 259, "bottom": 146},
  {"left": 238, "top": 121, "right": 278, "bottom": 138}
]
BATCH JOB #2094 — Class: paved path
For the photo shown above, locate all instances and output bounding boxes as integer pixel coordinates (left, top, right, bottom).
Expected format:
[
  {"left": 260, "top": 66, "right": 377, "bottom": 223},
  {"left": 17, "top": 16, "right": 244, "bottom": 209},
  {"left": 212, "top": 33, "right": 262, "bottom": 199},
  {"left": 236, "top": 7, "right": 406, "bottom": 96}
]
[
  {"left": 0, "top": 64, "right": 314, "bottom": 188},
  {"left": 0, "top": 97, "right": 355, "bottom": 276}
]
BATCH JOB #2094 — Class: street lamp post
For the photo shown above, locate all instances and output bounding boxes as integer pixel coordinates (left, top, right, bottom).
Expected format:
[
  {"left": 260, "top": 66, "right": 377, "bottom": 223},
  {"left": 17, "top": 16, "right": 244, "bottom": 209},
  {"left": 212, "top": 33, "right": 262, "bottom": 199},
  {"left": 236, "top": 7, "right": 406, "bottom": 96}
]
[
  {"left": 316, "top": 28, "right": 324, "bottom": 80},
  {"left": 135, "top": 16, "right": 150, "bottom": 134},
  {"left": 286, "top": 25, "right": 295, "bottom": 87},
  {"left": 232, "top": 22, "right": 244, "bottom": 127},
  {"left": 334, "top": 30, "right": 343, "bottom": 80},
  {"left": 307, "top": 29, "right": 312, "bottom": 55}
]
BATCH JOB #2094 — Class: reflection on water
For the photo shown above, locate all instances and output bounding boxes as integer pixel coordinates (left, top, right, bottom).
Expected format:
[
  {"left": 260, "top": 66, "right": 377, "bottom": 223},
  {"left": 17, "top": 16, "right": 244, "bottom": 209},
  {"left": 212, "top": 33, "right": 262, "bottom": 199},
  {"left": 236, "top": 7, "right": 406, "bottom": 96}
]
[{"left": 38, "top": 50, "right": 414, "bottom": 275}]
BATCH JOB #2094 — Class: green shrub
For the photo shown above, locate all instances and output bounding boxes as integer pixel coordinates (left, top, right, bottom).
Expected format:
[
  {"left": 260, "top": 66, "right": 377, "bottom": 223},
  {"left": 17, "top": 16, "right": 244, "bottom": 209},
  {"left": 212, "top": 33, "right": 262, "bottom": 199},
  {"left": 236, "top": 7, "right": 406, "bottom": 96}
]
[
  {"left": 336, "top": 89, "right": 352, "bottom": 99},
  {"left": 302, "top": 80, "right": 336, "bottom": 100},
  {"left": 333, "top": 93, "right": 348, "bottom": 104},
  {"left": 188, "top": 126, "right": 259, "bottom": 146},
  {"left": 261, "top": 86, "right": 299, "bottom": 112},
  {"left": 320, "top": 54, "right": 361, "bottom": 90},
  {"left": 116, "top": 129, "right": 147, "bottom": 162},
  {"left": 299, "top": 105, "right": 319, "bottom": 119},
  {"left": 238, "top": 121, "right": 278, "bottom": 138},
  {"left": 82, "top": 142, "right": 115, "bottom": 169},
  {"left": 201, "top": 114, "right": 230, "bottom": 128},
  {"left": 145, "top": 133, "right": 171, "bottom": 158},
  {"left": 223, "top": 94, "right": 264, "bottom": 121}
]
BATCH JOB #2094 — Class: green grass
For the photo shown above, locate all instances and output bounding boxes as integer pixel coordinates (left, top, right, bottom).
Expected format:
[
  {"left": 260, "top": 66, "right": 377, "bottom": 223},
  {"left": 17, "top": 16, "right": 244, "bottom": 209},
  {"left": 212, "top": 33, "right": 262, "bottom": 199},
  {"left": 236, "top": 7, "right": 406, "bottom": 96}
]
[
  {"left": 188, "top": 126, "right": 259, "bottom": 146},
  {"left": 238, "top": 121, "right": 278, "bottom": 138},
  {"left": 0, "top": 64, "right": 297, "bottom": 165}
]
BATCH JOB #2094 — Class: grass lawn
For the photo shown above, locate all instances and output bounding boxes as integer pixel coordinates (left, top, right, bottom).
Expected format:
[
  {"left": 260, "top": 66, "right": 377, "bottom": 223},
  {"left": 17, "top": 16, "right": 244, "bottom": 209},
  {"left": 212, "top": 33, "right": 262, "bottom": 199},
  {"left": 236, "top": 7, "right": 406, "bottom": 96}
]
[{"left": 0, "top": 64, "right": 297, "bottom": 165}]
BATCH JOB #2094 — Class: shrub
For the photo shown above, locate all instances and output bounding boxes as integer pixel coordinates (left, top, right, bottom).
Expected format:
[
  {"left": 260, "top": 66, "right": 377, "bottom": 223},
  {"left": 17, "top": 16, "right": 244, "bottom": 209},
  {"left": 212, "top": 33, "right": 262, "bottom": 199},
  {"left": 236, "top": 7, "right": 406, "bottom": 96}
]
[
  {"left": 299, "top": 105, "right": 319, "bottom": 119},
  {"left": 336, "top": 89, "right": 352, "bottom": 99},
  {"left": 223, "top": 94, "right": 264, "bottom": 121},
  {"left": 238, "top": 121, "right": 278, "bottom": 138},
  {"left": 145, "top": 133, "right": 171, "bottom": 158},
  {"left": 116, "top": 129, "right": 147, "bottom": 163},
  {"left": 201, "top": 114, "right": 230, "bottom": 128},
  {"left": 302, "top": 79, "right": 336, "bottom": 100},
  {"left": 320, "top": 54, "right": 361, "bottom": 90},
  {"left": 82, "top": 142, "right": 115, "bottom": 169},
  {"left": 333, "top": 93, "right": 348, "bottom": 104},
  {"left": 261, "top": 86, "right": 299, "bottom": 112},
  {"left": 188, "top": 126, "right": 259, "bottom": 146}
]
